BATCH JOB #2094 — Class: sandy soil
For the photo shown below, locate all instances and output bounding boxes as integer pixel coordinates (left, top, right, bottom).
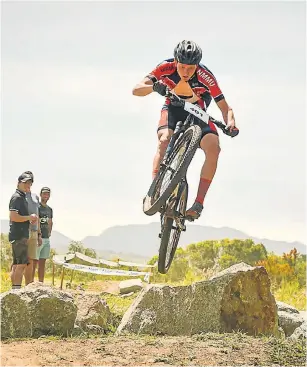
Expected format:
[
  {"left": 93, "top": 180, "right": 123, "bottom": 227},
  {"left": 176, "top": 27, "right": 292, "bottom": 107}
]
[{"left": 0, "top": 334, "right": 274, "bottom": 367}]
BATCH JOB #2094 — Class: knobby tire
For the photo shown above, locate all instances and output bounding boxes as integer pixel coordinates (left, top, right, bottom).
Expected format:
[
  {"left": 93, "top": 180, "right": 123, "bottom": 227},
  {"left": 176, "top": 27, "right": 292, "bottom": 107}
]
[
  {"left": 158, "top": 182, "right": 188, "bottom": 274},
  {"left": 143, "top": 124, "right": 202, "bottom": 216}
]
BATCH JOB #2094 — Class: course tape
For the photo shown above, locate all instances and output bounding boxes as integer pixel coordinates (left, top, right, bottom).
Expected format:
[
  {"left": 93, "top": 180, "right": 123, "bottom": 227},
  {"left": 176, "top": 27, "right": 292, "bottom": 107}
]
[
  {"left": 54, "top": 259, "right": 152, "bottom": 278},
  {"left": 118, "top": 260, "right": 155, "bottom": 268},
  {"left": 53, "top": 253, "right": 154, "bottom": 268}
]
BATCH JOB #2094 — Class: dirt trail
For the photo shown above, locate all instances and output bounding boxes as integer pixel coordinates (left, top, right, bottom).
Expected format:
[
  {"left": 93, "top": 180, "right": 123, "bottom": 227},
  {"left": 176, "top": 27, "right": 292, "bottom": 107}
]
[{"left": 1, "top": 333, "right": 305, "bottom": 367}]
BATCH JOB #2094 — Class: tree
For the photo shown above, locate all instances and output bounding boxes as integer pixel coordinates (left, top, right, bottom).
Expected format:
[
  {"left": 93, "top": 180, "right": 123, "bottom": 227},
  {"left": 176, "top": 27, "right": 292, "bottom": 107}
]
[
  {"left": 84, "top": 248, "right": 97, "bottom": 259},
  {"left": 282, "top": 248, "right": 298, "bottom": 268},
  {"left": 256, "top": 253, "right": 295, "bottom": 288},
  {"left": 186, "top": 240, "right": 219, "bottom": 270},
  {"left": 217, "top": 239, "right": 267, "bottom": 269},
  {"left": 68, "top": 241, "right": 85, "bottom": 254}
]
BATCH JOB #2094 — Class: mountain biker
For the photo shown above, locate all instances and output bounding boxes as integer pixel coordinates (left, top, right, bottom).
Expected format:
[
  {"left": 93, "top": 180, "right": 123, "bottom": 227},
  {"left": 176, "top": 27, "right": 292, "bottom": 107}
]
[{"left": 132, "top": 40, "right": 237, "bottom": 220}]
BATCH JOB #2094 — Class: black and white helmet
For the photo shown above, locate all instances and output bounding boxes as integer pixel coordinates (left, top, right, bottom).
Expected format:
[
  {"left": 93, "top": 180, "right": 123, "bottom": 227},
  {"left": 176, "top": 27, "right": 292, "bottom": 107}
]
[{"left": 174, "top": 40, "right": 202, "bottom": 65}]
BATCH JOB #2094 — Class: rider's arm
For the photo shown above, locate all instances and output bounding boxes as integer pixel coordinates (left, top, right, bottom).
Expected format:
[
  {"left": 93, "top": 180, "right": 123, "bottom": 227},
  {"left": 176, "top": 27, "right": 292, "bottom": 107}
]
[
  {"left": 216, "top": 98, "right": 235, "bottom": 125},
  {"left": 133, "top": 60, "right": 175, "bottom": 97},
  {"left": 197, "top": 67, "right": 235, "bottom": 126},
  {"left": 132, "top": 77, "right": 154, "bottom": 96}
]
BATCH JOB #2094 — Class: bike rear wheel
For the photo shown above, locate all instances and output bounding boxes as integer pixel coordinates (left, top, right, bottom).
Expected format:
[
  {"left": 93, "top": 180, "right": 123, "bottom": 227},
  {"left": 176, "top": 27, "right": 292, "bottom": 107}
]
[
  {"left": 158, "top": 181, "right": 188, "bottom": 274},
  {"left": 143, "top": 123, "right": 202, "bottom": 216}
]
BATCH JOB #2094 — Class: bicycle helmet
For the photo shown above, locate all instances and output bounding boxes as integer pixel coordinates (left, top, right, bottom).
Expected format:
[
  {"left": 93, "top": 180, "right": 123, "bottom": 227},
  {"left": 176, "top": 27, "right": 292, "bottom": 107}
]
[{"left": 174, "top": 40, "right": 202, "bottom": 65}]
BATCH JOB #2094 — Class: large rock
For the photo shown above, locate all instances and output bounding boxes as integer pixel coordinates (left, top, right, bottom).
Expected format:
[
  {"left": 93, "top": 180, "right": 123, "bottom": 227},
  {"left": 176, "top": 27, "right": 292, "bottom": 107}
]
[
  {"left": 1, "top": 291, "right": 32, "bottom": 339},
  {"left": 74, "top": 293, "right": 113, "bottom": 334},
  {"left": 289, "top": 320, "right": 307, "bottom": 340},
  {"left": 1, "top": 283, "right": 77, "bottom": 339},
  {"left": 276, "top": 301, "right": 300, "bottom": 314},
  {"left": 119, "top": 279, "right": 143, "bottom": 294},
  {"left": 276, "top": 301, "right": 304, "bottom": 337},
  {"left": 278, "top": 311, "right": 304, "bottom": 337},
  {"left": 116, "top": 262, "right": 279, "bottom": 337}
]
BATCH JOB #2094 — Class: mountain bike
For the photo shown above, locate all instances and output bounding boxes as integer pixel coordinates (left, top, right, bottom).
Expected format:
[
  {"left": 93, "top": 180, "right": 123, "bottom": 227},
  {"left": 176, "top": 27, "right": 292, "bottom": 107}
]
[{"left": 143, "top": 91, "right": 239, "bottom": 274}]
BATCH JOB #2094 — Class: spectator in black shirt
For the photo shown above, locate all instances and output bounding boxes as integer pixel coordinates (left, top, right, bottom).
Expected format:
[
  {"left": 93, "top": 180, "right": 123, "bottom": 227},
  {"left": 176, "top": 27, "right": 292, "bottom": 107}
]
[
  {"left": 33, "top": 187, "right": 53, "bottom": 283},
  {"left": 9, "top": 173, "right": 38, "bottom": 289}
]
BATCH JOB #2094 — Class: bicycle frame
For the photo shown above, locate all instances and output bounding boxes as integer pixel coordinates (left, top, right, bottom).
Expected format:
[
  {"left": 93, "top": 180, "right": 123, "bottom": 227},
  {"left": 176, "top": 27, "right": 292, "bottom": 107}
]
[
  {"left": 159, "top": 175, "right": 188, "bottom": 233},
  {"left": 151, "top": 92, "right": 239, "bottom": 273},
  {"left": 152, "top": 92, "right": 239, "bottom": 221}
]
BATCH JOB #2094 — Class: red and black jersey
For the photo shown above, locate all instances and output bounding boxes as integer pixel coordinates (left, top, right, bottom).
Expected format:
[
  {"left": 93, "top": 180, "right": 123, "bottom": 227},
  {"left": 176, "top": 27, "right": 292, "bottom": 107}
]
[{"left": 146, "top": 58, "right": 225, "bottom": 110}]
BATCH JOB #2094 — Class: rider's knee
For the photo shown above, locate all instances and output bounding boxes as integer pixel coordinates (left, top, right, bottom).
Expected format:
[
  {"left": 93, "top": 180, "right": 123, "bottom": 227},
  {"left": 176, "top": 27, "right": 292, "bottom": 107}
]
[
  {"left": 158, "top": 130, "right": 172, "bottom": 150},
  {"left": 205, "top": 141, "right": 221, "bottom": 159}
]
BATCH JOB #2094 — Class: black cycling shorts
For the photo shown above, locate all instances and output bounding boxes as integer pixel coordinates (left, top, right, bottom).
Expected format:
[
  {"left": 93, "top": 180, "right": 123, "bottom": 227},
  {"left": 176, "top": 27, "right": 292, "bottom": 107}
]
[{"left": 157, "top": 105, "right": 218, "bottom": 137}]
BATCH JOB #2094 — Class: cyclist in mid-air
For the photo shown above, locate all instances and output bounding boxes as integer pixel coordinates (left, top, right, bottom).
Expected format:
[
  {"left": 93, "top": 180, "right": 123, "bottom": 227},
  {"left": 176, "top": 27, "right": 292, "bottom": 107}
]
[{"left": 132, "top": 40, "right": 237, "bottom": 220}]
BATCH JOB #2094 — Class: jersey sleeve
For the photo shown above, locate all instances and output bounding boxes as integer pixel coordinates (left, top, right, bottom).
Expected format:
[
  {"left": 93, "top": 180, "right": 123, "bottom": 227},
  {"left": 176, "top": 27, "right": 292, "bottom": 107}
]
[
  {"left": 9, "top": 196, "right": 22, "bottom": 213},
  {"left": 50, "top": 207, "right": 53, "bottom": 219},
  {"left": 209, "top": 82, "right": 224, "bottom": 103},
  {"left": 197, "top": 66, "right": 225, "bottom": 103},
  {"left": 146, "top": 59, "right": 176, "bottom": 83}
]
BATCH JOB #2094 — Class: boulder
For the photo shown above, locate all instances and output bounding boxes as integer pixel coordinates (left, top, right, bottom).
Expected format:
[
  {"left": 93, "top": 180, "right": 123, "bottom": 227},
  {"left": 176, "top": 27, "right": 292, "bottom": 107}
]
[
  {"left": 116, "top": 262, "right": 279, "bottom": 337},
  {"left": 289, "top": 320, "right": 307, "bottom": 341},
  {"left": 74, "top": 293, "right": 113, "bottom": 334},
  {"left": 1, "top": 283, "right": 77, "bottom": 339},
  {"left": 119, "top": 279, "right": 143, "bottom": 294},
  {"left": 276, "top": 301, "right": 305, "bottom": 337},
  {"left": 276, "top": 301, "right": 300, "bottom": 314},
  {"left": 278, "top": 311, "right": 304, "bottom": 337},
  {"left": 1, "top": 291, "right": 32, "bottom": 339}
]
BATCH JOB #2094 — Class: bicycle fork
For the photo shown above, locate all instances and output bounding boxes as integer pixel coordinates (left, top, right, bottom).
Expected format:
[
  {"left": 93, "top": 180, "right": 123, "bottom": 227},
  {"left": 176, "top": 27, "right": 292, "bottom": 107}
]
[{"left": 160, "top": 177, "right": 188, "bottom": 232}]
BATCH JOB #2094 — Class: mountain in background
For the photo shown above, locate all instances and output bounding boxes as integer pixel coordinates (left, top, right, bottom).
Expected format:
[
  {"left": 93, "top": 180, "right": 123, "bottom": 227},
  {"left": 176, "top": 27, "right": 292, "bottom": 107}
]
[
  {"left": 1, "top": 219, "right": 305, "bottom": 262},
  {"left": 1, "top": 219, "right": 71, "bottom": 253},
  {"left": 81, "top": 222, "right": 306, "bottom": 259},
  {"left": 0, "top": 219, "right": 148, "bottom": 262}
]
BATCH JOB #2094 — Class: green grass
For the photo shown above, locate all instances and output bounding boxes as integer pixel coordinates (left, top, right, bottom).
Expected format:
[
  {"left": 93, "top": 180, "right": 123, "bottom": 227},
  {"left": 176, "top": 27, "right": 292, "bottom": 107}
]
[
  {"left": 267, "top": 336, "right": 306, "bottom": 366},
  {"left": 274, "top": 280, "right": 306, "bottom": 311},
  {"left": 102, "top": 292, "right": 139, "bottom": 318},
  {"left": 1, "top": 271, "right": 11, "bottom": 293}
]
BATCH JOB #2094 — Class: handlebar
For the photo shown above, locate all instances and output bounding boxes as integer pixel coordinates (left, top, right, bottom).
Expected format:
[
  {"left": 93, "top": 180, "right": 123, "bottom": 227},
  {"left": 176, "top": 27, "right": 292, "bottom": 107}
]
[{"left": 165, "top": 90, "right": 239, "bottom": 138}]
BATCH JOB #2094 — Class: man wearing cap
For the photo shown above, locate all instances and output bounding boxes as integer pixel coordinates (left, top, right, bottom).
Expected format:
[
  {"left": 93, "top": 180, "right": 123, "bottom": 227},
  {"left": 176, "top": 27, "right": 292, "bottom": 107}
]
[
  {"left": 33, "top": 187, "right": 53, "bottom": 283},
  {"left": 9, "top": 173, "right": 38, "bottom": 289},
  {"left": 22, "top": 171, "right": 42, "bottom": 284}
]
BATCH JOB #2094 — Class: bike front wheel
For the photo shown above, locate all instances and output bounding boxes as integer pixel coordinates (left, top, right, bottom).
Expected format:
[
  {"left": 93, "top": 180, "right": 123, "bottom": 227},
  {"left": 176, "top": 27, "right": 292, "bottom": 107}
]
[
  {"left": 143, "top": 124, "right": 201, "bottom": 216},
  {"left": 158, "top": 181, "right": 188, "bottom": 274}
]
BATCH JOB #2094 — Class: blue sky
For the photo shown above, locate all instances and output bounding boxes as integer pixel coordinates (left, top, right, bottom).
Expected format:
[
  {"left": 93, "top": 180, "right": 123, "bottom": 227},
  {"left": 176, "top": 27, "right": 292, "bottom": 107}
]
[{"left": 1, "top": 1, "right": 306, "bottom": 243}]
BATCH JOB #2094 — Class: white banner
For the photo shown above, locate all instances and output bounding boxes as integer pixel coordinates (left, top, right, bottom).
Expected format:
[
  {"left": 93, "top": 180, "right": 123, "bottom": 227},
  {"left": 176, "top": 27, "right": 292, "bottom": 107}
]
[
  {"left": 58, "top": 262, "right": 152, "bottom": 279},
  {"left": 75, "top": 252, "right": 100, "bottom": 265},
  {"left": 52, "top": 253, "right": 153, "bottom": 269},
  {"left": 53, "top": 254, "right": 75, "bottom": 263},
  {"left": 118, "top": 260, "right": 155, "bottom": 268},
  {"left": 99, "top": 259, "right": 119, "bottom": 267}
]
